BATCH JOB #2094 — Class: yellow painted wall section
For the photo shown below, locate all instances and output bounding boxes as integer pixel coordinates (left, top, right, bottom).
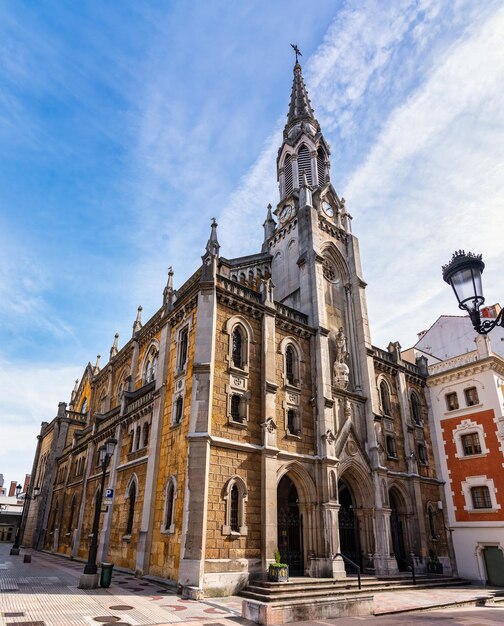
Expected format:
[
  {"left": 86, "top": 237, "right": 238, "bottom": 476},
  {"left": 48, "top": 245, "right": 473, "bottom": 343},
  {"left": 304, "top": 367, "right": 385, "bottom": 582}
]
[
  {"left": 206, "top": 446, "right": 261, "bottom": 560},
  {"left": 149, "top": 312, "right": 197, "bottom": 581},
  {"left": 212, "top": 304, "right": 262, "bottom": 444}
]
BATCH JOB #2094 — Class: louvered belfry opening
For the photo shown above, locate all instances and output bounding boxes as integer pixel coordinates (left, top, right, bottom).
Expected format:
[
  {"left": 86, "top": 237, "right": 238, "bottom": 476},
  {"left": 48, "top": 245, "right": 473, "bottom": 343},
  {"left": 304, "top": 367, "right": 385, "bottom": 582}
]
[
  {"left": 284, "top": 154, "right": 293, "bottom": 196},
  {"left": 317, "top": 147, "right": 325, "bottom": 185},
  {"left": 297, "top": 145, "right": 312, "bottom": 186}
]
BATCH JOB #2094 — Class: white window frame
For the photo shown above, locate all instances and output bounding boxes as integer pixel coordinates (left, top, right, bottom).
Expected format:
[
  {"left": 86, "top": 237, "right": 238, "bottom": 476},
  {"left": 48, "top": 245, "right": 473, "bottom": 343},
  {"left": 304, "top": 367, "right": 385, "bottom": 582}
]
[
  {"left": 461, "top": 475, "right": 500, "bottom": 513},
  {"left": 445, "top": 391, "right": 459, "bottom": 412},
  {"left": 453, "top": 419, "right": 488, "bottom": 459},
  {"left": 464, "top": 386, "right": 480, "bottom": 407}
]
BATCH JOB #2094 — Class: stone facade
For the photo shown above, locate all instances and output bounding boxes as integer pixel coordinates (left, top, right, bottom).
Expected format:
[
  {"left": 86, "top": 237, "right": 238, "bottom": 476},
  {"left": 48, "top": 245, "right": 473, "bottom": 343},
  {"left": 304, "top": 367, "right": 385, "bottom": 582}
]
[{"left": 24, "top": 60, "right": 452, "bottom": 596}]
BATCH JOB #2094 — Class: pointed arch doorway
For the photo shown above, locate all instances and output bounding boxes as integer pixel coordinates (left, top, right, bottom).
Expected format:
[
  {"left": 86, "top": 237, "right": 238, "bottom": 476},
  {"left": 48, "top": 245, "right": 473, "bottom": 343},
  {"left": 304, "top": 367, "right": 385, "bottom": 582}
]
[
  {"left": 277, "top": 475, "right": 303, "bottom": 575},
  {"left": 389, "top": 488, "right": 408, "bottom": 571},
  {"left": 338, "top": 481, "right": 362, "bottom": 570}
]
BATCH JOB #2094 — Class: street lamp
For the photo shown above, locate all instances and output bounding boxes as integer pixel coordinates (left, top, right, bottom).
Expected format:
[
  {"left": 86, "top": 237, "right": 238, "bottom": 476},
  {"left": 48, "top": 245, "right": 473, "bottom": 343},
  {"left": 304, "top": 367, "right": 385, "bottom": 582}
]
[
  {"left": 80, "top": 436, "right": 117, "bottom": 587},
  {"left": 442, "top": 250, "right": 504, "bottom": 335},
  {"left": 10, "top": 485, "right": 41, "bottom": 555}
]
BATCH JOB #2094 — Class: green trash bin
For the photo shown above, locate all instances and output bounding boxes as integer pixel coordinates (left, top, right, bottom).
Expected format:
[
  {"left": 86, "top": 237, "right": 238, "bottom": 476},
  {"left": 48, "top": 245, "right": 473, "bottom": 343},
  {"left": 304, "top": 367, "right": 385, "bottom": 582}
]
[{"left": 100, "top": 562, "right": 114, "bottom": 588}]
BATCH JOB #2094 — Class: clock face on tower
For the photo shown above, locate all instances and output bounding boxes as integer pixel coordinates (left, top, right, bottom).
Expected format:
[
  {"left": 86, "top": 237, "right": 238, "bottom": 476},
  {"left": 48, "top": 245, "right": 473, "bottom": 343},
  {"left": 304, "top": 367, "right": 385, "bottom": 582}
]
[
  {"left": 322, "top": 201, "right": 334, "bottom": 217},
  {"left": 279, "top": 204, "right": 294, "bottom": 223}
]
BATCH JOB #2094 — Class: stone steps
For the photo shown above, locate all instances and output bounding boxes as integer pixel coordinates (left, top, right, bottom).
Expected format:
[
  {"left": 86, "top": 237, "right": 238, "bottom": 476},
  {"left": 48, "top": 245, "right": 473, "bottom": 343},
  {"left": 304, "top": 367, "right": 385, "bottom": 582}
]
[
  {"left": 240, "top": 575, "right": 471, "bottom": 623},
  {"left": 240, "top": 575, "right": 467, "bottom": 604}
]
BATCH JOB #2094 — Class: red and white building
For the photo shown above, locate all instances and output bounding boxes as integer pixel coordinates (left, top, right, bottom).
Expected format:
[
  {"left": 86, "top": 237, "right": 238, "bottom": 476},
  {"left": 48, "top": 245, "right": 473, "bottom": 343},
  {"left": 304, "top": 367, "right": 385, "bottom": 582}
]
[{"left": 404, "top": 307, "right": 504, "bottom": 585}]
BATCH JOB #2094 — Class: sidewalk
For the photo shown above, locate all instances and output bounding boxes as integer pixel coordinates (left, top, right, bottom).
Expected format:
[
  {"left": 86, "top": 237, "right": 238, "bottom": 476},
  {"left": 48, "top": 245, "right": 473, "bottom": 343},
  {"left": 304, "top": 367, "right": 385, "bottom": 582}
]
[
  {"left": 0, "top": 544, "right": 245, "bottom": 626},
  {"left": 1, "top": 543, "right": 502, "bottom": 625}
]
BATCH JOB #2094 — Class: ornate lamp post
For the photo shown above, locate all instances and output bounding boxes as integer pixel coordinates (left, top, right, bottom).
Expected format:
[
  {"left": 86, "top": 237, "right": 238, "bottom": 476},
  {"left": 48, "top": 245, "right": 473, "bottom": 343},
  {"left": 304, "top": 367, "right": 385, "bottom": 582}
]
[
  {"left": 10, "top": 484, "right": 40, "bottom": 555},
  {"left": 442, "top": 250, "right": 504, "bottom": 335},
  {"left": 79, "top": 437, "right": 117, "bottom": 588}
]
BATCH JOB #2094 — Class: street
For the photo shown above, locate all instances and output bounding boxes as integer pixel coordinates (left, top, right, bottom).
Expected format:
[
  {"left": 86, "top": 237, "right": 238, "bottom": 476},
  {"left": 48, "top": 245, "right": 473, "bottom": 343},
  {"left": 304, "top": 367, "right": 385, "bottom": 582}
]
[{"left": 1, "top": 543, "right": 503, "bottom": 625}]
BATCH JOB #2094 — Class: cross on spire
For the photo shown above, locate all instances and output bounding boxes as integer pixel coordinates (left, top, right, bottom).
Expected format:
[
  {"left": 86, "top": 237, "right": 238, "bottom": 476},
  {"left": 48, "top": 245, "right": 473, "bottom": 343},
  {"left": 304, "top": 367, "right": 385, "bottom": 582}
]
[{"left": 290, "top": 43, "right": 302, "bottom": 64}]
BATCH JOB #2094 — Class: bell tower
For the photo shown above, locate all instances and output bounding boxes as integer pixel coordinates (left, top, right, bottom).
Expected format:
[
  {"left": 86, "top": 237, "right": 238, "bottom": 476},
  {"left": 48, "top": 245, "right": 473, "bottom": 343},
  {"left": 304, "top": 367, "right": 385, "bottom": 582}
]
[{"left": 264, "top": 53, "right": 380, "bottom": 458}]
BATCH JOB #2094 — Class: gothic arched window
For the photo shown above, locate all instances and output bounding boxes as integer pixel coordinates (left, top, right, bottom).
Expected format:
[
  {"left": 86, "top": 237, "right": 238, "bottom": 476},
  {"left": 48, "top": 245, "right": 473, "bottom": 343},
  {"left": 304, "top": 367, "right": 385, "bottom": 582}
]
[
  {"left": 411, "top": 392, "right": 421, "bottom": 425},
  {"left": 142, "top": 422, "right": 150, "bottom": 448},
  {"left": 230, "top": 394, "right": 242, "bottom": 422},
  {"left": 286, "top": 346, "right": 295, "bottom": 385},
  {"left": 222, "top": 476, "right": 248, "bottom": 536},
  {"left": 284, "top": 154, "right": 293, "bottom": 195},
  {"left": 230, "top": 485, "right": 239, "bottom": 532},
  {"left": 177, "top": 327, "right": 189, "bottom": 371},
  {"left": 285, "top": 344, "right": 300, "bottom": 386},
  {"left": 126, "top": 481, "right": 136, "bottom": 535},
  {"left": 163, "top": 478, "right": 177, "bottom": 533},
  {"left": 380, "top": 381, "right": 392, "bottom": 416},
  {"left": 317, "top": 147, "right": 326, "bottom": 185},
  {"left": 174, "top": 396, "right": 183, "bottom": 424},
  {"left": 144, "top": 347, "right": 159, "bottom": 384},
  {"left": 232, "top": 327, "right": 244, "bottom": 368},
  {"left": 297, "top": 144, "right": 312, "bottom": 186},
  {"left": 80, "top": 397, "right": 88, "bottom": 414},
  {"left": 287, "top": 409, "right": 299, "bottom": 435}
]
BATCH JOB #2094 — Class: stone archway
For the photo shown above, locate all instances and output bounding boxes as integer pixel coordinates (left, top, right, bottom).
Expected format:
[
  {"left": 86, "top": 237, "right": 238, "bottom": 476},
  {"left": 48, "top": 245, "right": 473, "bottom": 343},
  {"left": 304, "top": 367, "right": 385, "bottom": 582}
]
[
  {"left": 338, "top": 480, "right": 361, "bottom": 570},
  {"left": 277, "top": 474, "right": 303, "bottom": 575},
  {"left": 389, "top": 487, "right": 409, "bottom": 571},
  {"left": 337, "top": 464, "right": 375, "bottom": 572}
]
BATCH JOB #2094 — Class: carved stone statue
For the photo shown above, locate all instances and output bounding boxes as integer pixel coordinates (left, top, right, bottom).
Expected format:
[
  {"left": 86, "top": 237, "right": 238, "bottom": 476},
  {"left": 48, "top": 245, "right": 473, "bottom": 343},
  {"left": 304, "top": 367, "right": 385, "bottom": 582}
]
[
  {"left": 335, "top": 327, "right": 348, "bottom": 364},
  {"left": 332, "top": 327, "right": 350, "bottom": 390}
]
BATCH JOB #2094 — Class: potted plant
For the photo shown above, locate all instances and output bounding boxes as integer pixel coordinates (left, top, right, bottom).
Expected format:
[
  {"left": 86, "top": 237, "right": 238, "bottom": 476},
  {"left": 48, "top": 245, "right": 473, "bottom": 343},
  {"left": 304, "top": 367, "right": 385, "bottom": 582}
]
[
  {"left": 268, "top": 548, "right": 289, "bottom": 582},
  {"left": 427, "top": 549, "right": 443, "bottom": 574}
]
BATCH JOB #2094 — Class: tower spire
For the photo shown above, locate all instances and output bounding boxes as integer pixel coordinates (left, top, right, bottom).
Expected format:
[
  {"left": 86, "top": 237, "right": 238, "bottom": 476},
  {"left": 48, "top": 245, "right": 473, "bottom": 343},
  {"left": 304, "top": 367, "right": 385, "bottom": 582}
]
[
  {"left": 201, "top": 218, "right": 220, "bottom": 283},
  {"left": 163, "top": 266, "right": 175, "bottom": 310},
  {"left": 132, "top": 306, "right": 143, "bottom": 336},
  {"left": 285, "top": 57, "right": 319, "bottom": 136},
  {"left": 205, "top": 217, "right": 220, "bottom": 257},
  {"left": 263, "top": 204, "right": 276, "bottom": 244},
  {"left": 110, "top": 332, "right": 119, "bottom": 359}
]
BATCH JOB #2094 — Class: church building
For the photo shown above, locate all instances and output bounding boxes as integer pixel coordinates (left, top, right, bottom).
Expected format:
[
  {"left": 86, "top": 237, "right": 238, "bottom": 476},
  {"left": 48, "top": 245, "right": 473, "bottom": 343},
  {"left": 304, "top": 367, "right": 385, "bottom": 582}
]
[{"left": 24, "top": 59, "right": 452, "bottom": 596}]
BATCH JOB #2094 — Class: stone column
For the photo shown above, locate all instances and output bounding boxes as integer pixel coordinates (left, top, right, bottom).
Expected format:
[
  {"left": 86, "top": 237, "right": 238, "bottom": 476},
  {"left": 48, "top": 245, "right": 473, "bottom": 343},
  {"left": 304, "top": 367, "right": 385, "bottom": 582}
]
[
  {"left": 134, "top": 323, "right": 171, "bottom": 575},
  {"left": 261, "top": 296, "right": 279, "bottom": 569},
  {"left": 179, "top": 278, "right": 217, "bottom": 593}
]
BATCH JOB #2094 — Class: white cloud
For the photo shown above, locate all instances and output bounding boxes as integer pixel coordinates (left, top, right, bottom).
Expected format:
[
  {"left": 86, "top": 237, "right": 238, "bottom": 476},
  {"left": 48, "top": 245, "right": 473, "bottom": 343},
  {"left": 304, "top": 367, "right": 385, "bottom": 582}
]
[
  {"left": 347, "top": 5, "right": 504, "bottom": 346},
  {"left": 0, "top": 232, "right": 74, "bottom": 339},
  {"left": 0, "top": 360, "right": 82, "bottom": 484}
]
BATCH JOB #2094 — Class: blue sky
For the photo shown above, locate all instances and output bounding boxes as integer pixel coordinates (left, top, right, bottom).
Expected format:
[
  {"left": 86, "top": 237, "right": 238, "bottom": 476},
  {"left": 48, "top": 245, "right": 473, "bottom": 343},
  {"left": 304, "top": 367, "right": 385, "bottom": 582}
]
[{"left": 1, "top": 1, "right": 503, "bottom": 486}]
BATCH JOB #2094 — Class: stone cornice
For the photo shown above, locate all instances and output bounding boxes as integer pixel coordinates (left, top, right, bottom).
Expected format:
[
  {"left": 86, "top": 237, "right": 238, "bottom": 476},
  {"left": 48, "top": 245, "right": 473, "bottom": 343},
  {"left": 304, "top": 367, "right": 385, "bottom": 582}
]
[{"left": 427, "top": 355, "right": 504, "bottom": 386}]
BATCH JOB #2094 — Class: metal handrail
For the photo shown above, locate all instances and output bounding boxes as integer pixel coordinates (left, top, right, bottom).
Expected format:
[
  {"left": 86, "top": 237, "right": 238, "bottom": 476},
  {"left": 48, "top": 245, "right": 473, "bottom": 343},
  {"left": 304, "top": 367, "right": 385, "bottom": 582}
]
[
  {"left": 335, "top": 553, "right": 361, "bottom": 589},
  {"left": 395, "top": 555, "right": 416, "bottom": 585}
]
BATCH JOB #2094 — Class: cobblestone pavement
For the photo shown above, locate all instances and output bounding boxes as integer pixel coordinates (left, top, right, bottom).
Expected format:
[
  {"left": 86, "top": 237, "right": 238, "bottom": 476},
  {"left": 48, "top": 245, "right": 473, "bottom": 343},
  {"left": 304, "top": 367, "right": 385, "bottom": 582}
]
[{"left": 1, "top": 544, "right": 503, "bottom": 625}]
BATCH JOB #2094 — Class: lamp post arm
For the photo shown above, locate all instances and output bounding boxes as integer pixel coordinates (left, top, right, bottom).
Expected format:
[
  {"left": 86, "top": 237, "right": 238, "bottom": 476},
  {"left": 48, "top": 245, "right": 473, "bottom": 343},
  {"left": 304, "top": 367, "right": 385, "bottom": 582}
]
[{"left": 477, "top": 307, "right": 504, "bottom": 335}]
